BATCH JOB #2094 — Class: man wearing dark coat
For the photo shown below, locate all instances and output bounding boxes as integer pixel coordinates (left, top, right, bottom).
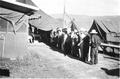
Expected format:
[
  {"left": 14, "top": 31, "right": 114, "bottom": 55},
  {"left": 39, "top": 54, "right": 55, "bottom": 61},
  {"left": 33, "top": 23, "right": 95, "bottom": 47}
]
[
  {"left": 82, "top": 33, "right": 90, "bottom": 62},
  {"left": 89, "top": 29, "right": 101, "bottom": 64}
]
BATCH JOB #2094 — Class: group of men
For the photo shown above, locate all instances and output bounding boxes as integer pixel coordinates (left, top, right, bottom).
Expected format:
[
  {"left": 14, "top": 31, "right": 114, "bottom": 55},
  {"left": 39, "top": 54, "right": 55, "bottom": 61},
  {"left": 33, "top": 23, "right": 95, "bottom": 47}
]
[
  {"left": 50, "top": 27, "right": 101, "bottom": 65},
  {"left": 28, "top": 25, "right": 101, "bottom": 65},
  {"left": 50, "top": 27, "right": 80, "bottom": 56}
]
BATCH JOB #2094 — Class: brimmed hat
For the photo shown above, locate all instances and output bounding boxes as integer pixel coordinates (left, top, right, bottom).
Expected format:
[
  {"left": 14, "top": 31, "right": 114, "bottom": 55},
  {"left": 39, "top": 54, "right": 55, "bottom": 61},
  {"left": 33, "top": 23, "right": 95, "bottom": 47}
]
[
  {"left": 57, "top": 28, "right": 62, "bottom": 31},
  {"left": 90, "top": 29, "right": 98, "bottom": 34},
  {"left": 74, "top": 29, "right": 78, "bottom": 33}
]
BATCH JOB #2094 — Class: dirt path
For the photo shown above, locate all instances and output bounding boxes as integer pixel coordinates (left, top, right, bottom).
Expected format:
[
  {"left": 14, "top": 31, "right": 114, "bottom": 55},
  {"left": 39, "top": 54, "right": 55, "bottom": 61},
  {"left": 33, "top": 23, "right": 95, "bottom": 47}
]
[{"left": 28, "top": 43, "right": 119, "bottom": 79}]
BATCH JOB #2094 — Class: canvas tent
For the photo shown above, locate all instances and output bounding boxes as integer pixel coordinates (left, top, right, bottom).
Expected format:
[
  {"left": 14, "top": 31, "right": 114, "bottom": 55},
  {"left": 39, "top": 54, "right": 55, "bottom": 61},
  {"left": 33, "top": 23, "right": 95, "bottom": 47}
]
[
  {"left": 0, "top": 0, "right": 38, "bottom": 58},
  {"left": 29, "top": 10, "right": 62, "bottom": 31},
  {"left": 88, "top": 19, "right": 120, "bottom": 54},
  {"left": 17, "top": 0, "right": 59, "bottom": 31},
  {"left": 28, "top": 10, "right": 62, "bottom": 43},
  {"left": 89, "top": 19, "right": 120, "bottom": 44},
  {"left": 28, "top": 3, "right": 62, "bottom": 43}
]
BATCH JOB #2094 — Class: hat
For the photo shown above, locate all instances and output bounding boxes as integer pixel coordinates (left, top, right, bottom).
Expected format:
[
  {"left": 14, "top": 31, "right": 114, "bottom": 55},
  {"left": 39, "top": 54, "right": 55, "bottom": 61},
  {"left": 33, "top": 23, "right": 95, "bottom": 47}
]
[
  {"left": 57, "top": 28, "right": 62, "bottom": 31},
  {"left": 74, "top": 29, "right": 78, "bottom": 32},
  {"left": 90, "top": 29, "right": 98, "bottom": 34}
]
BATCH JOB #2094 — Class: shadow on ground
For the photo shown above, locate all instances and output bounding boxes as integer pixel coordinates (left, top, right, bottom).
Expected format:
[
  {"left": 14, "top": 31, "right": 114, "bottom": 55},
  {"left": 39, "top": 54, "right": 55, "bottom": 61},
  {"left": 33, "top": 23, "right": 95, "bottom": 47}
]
[
  {"left": 101, "top": 68, "right": 120, "bottom": 77},
  {"left": 0, "top": 68, "right": 10, "bottom": 77},
  {"left": 48, "top": 43, "right": 89, "bottom": 65}
]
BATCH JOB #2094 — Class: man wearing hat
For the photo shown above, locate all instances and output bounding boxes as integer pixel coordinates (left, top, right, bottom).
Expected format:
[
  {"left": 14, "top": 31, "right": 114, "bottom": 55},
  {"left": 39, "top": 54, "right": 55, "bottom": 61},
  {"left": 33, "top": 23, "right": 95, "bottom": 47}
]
[{"left": 89, "top": 29, "right": 101, "bottom": 65}]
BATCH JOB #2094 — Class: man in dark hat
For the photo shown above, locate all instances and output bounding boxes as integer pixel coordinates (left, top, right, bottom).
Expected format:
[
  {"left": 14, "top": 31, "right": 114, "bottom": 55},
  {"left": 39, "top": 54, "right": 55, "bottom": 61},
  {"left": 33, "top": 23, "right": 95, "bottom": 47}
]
[{"left": 89, "top": 29, "right": 101, "bottom": 65}]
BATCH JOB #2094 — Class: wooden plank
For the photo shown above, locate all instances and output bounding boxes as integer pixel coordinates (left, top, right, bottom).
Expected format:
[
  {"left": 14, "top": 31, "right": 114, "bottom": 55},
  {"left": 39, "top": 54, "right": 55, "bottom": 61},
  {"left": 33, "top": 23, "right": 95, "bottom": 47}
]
[
  {"left": 101, "top": 43, "right": 120, "bottom": 49},
  {"left": 0, "top": 0, "right": 39, "bottom": 15}
]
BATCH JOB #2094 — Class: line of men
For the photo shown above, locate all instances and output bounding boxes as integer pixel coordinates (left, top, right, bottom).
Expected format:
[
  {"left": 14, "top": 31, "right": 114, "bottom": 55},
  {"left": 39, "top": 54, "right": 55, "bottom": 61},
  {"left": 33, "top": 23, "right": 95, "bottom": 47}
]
[{"left": 50, "top": 27, "right": 101, "bottom": 65}]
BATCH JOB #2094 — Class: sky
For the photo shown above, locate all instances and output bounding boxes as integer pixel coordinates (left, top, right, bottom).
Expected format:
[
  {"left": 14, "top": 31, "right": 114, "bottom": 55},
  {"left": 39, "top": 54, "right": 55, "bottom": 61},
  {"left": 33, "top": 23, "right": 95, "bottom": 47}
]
[
  {"left": 6, "top": 0, "right": 120, "bottom": 16},
  {"left": 31, "top": 0, "right": 120, "bottom": 16}
]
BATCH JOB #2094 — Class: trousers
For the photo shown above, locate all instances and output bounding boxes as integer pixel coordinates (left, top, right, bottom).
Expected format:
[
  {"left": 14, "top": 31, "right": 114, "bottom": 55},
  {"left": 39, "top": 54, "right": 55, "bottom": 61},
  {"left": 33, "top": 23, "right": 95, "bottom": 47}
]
[{"left": 90, "top": 47, "right": 98, "bottom": 64}]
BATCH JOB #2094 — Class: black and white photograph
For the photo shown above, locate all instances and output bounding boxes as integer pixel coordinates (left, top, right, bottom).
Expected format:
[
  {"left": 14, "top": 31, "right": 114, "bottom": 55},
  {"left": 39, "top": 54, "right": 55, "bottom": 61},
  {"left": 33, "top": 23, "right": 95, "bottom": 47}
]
[{"left": 0, "top": 0, "right": 120, "bottom": 78}]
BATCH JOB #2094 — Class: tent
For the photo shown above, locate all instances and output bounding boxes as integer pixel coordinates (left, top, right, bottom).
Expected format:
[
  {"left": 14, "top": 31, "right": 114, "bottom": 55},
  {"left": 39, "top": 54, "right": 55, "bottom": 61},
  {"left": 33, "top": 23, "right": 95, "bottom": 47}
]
[
  {"left": 88, "top": 19, "right": 120, "bottom": 44},
  {"left": 28, "top": 2, "right": 62, "bottom": 43},
  {"left": 28, "top": 10, "right": 61, "bottom": 43},
  {"left": 29, "top": 10, "right": 62, "bottom": 31},
  {"left": 88, "top": 19, "right": 120, "bottom": 54},
  {"left": 0, "top": 0, "right": 38, "bottom": 58}
]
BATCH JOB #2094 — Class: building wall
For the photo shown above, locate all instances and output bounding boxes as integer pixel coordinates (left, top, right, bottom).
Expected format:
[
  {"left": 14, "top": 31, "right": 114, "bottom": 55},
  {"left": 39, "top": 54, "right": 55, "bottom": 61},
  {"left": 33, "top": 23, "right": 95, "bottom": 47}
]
[
  {"left": 0, "top": 18, "right": 28, "bottom": 58},
  {"left": 4, "top": 32, "right": 28, "bottom": 58}
]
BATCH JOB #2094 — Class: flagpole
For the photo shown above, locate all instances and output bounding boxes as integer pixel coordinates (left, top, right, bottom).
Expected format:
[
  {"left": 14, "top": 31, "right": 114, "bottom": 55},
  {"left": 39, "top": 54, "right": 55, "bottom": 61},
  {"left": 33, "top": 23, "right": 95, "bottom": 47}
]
[{"left": 63, "top": 0, "right": 66, "bottom": 28}]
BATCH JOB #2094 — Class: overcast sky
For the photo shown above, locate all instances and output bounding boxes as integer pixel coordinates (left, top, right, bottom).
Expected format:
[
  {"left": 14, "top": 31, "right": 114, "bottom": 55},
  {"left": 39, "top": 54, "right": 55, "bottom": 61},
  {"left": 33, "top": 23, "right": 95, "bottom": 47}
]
[
  {"left": 31, "top": 0, "right": 120, "bottom": 16},
  {"left": 7, "top": 0, "right": 120, "bottom": 16}
]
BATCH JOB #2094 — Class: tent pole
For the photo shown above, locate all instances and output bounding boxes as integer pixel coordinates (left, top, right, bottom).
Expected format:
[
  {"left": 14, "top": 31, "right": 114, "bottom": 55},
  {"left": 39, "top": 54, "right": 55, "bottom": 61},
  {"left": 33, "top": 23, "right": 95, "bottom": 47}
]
[
  {"left": 0, "top": 34, "right": 5, "bottom": 66},
  {"left": 2, "top": 35, "right": 5, "bottom": 58},
  {"left": 2, "top": 21, "right": 8, "bottom": 59}
]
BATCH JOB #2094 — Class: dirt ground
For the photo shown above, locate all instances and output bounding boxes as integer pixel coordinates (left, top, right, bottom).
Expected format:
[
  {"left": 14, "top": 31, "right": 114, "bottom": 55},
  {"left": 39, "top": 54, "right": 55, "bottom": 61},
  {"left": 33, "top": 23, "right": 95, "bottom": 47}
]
[{"left": 0, "top": 42, "right": 120, "bottom": 79}]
